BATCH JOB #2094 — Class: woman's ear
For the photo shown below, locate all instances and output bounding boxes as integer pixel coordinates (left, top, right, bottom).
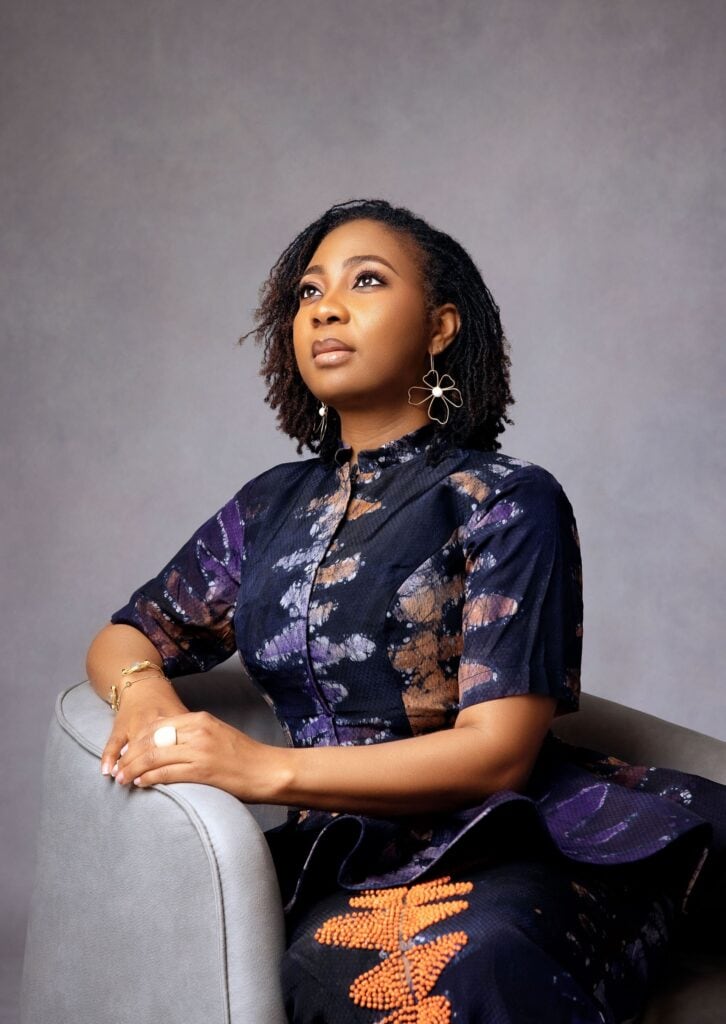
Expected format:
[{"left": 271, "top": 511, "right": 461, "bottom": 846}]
[{"left": 430, "top": 302, "right": 461, "bottom": 356}]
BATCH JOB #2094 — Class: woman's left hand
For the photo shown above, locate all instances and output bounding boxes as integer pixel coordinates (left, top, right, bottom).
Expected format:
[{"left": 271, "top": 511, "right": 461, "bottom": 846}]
[{"left": 112, "top": 711, "right": 286, "bottom": 803}]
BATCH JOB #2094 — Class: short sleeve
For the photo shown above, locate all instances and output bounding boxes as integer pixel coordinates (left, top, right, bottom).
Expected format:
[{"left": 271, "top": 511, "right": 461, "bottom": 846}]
[
  {"left": 457, "top": 466, "right": 583, "bottom": 718},
  {"left": 109, "top": 486, "right": 247, "bottom": 677}
]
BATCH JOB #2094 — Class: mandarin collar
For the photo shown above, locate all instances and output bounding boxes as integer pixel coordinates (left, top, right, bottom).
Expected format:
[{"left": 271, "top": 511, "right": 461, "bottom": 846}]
[{"left": 333, "top": 422, "right": 438, "bottom": 471}]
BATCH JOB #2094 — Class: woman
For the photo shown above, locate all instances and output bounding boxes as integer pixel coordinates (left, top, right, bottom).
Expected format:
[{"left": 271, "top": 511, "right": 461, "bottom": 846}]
[{"left": 86, "top": 198, "right": 725, "bottom": 1023}]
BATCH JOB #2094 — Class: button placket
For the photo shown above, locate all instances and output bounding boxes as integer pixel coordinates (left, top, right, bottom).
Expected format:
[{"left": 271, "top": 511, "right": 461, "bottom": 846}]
[{"left": 302, "top": 462, "right": 359, "bottom": 735}]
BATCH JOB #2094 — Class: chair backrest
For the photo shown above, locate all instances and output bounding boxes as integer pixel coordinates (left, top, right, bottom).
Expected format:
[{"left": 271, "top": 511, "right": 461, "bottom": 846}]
[
  {"left": 172, "top": 662, "right": 289, "bottom": 738},
  {"left": 551, "top": 691, "right": 726, "bottom": 785}
]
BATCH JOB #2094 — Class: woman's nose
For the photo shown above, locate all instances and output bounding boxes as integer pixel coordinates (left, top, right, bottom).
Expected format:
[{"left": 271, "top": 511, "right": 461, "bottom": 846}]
[
  {"left": 314, "top": 309, "right": 343, "bottom": 325},
  {"left": 311, "top": 286, "right": 348, "bottom": 324}
]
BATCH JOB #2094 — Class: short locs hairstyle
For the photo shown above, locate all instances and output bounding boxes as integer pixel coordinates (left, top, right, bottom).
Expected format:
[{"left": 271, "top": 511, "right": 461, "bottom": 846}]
[{"left": 238, "top": 197, "right": 515, "bottom": 467}]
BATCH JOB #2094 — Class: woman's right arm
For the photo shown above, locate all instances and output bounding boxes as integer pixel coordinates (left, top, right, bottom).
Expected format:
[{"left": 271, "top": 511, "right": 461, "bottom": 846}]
[
  {"left": 89, "top": 483, "right": 250, "bottom": 776},
  {"left": 86, "top": 622, "right": 190, "bottom": 776}
]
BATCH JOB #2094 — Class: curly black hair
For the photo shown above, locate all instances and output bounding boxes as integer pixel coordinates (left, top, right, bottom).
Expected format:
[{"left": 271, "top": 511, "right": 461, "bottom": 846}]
[{"left": 238, "top": 197, "right": 515, "bottom": 467}]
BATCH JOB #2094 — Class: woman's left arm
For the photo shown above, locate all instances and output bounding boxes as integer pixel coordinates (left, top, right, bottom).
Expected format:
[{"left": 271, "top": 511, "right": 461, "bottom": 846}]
[{"left": 113, "top": 693, "right": 557, "bottom": 813}]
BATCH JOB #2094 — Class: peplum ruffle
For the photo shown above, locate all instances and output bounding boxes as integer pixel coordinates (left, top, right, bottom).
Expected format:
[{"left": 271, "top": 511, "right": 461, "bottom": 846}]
[{"left": 264, "top": 732, "right": 725, "bottom": 927}]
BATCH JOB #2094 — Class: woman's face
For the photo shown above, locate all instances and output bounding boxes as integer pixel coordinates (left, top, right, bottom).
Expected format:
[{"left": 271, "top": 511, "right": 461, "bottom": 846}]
[{"left": 292, "top": 218, "right": 444, "bottom": 416}]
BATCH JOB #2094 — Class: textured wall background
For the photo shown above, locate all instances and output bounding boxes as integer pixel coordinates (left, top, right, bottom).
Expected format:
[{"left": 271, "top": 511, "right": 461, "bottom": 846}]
[{"left": 2, "top": 0, "right": 724, "bottom": 1016}]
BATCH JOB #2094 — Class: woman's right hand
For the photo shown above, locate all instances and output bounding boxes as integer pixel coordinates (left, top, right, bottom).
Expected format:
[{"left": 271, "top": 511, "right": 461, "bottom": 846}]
[{"left": 101, "top": 676, "right": 190, "bottom": 777}]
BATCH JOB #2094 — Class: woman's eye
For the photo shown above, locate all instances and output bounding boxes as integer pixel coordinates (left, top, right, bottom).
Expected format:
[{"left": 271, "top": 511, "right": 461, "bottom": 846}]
[
  {"left": 297, "top": 270, "right": 387, "bottom": 301},
  {"left": 354, "top": 270, "right": 387, "bottom": 288}
]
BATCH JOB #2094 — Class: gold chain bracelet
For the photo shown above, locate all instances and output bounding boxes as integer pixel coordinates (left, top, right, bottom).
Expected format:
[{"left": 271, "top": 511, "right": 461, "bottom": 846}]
[{"left": 107, "top": 660, "right": 166, "bottom": 712}]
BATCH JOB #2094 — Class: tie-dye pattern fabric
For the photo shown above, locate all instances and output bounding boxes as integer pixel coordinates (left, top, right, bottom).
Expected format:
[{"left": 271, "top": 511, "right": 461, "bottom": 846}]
[{"left": 110, "top": 422, "right": 725, "bottom": 928}]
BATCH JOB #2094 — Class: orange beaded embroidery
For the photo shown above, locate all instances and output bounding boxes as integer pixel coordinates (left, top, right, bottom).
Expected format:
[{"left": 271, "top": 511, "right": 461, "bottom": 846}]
[{"left": 314, "top": 875, "right": 473, "bottom": 1023}]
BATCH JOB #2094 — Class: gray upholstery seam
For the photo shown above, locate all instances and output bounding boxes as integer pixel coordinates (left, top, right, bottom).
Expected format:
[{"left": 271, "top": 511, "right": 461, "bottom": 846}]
[
  {"left": 56, "top": 683, "right": 104, "bottom": 756},
  {"left": 56, "top": 682, "right": 233, "bottom": 1024}
]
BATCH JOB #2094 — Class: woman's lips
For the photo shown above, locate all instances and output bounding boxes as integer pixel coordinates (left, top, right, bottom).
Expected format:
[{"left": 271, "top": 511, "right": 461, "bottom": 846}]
[
  {"left": 312, "top": 337, "right": 354, "bottom": 364},
  {"left": 313, "top": 348, "right": 353, "bottom": 365}
]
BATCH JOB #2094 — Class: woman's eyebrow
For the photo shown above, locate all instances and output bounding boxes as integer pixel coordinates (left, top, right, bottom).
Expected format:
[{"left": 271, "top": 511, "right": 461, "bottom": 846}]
[{"left": 301, "top": 254, "right": 400, "bottom": 278}]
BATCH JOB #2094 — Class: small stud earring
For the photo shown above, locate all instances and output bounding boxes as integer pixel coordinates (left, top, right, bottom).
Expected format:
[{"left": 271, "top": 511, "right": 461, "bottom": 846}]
[{"left": 315, "top": 402, "right": 328, "bottom": 438}]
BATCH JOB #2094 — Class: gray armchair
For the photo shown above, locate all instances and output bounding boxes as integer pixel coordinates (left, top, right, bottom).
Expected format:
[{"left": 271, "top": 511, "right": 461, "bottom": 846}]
[{"left": 20, "top": 670, "right": 726, "bottom": 1023}]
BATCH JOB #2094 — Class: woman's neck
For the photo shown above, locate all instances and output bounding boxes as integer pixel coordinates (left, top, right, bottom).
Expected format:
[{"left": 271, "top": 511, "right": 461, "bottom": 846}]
[{"left": 337, "top": 411, "right": 431, "bottom": 463}]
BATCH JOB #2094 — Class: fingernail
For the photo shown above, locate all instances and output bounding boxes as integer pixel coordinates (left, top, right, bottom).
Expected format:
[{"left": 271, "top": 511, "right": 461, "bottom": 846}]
[
  {"left": 116, "top": 771, "right": 125, "bottom": 784},
  {"left": 111, "top": 763, "right": 119, "bottom": 778},
  {"left": 101, "top": 763, "right": 110, "bottom": 776},
  {"left": 119, "top": 743, "right": 128, "bottom": 756},
  {"left": 133, "top": 777, "right": 142, "bottom": 786}
]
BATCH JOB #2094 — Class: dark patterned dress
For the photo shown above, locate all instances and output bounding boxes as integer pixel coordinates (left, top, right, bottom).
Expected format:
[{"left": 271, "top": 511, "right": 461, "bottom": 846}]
[{"left": 110, "top": 422, "right": 726, "bottom": 1024}]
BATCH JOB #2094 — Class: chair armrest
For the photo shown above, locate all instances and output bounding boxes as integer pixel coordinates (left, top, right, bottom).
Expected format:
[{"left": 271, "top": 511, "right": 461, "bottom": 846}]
[{"left": 21, "top": 680, "right": 288, "bottom": 1024}]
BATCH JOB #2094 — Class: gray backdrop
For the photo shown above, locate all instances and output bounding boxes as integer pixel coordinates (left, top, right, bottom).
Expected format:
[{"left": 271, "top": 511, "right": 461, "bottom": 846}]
[{"left": 2, "top": 0, "right": 724, "bottom": 1017}]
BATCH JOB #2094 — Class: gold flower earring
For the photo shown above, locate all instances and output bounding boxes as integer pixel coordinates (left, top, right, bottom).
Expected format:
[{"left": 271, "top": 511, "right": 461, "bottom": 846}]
[{"left": 407, "top": 351, "right": 463, "bottom": 426}]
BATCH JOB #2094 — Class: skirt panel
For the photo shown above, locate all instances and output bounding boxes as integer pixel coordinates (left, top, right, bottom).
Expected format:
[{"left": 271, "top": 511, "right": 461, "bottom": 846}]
[{"left": 281, "top": 842, "right": 689, "bottom": 1024}]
